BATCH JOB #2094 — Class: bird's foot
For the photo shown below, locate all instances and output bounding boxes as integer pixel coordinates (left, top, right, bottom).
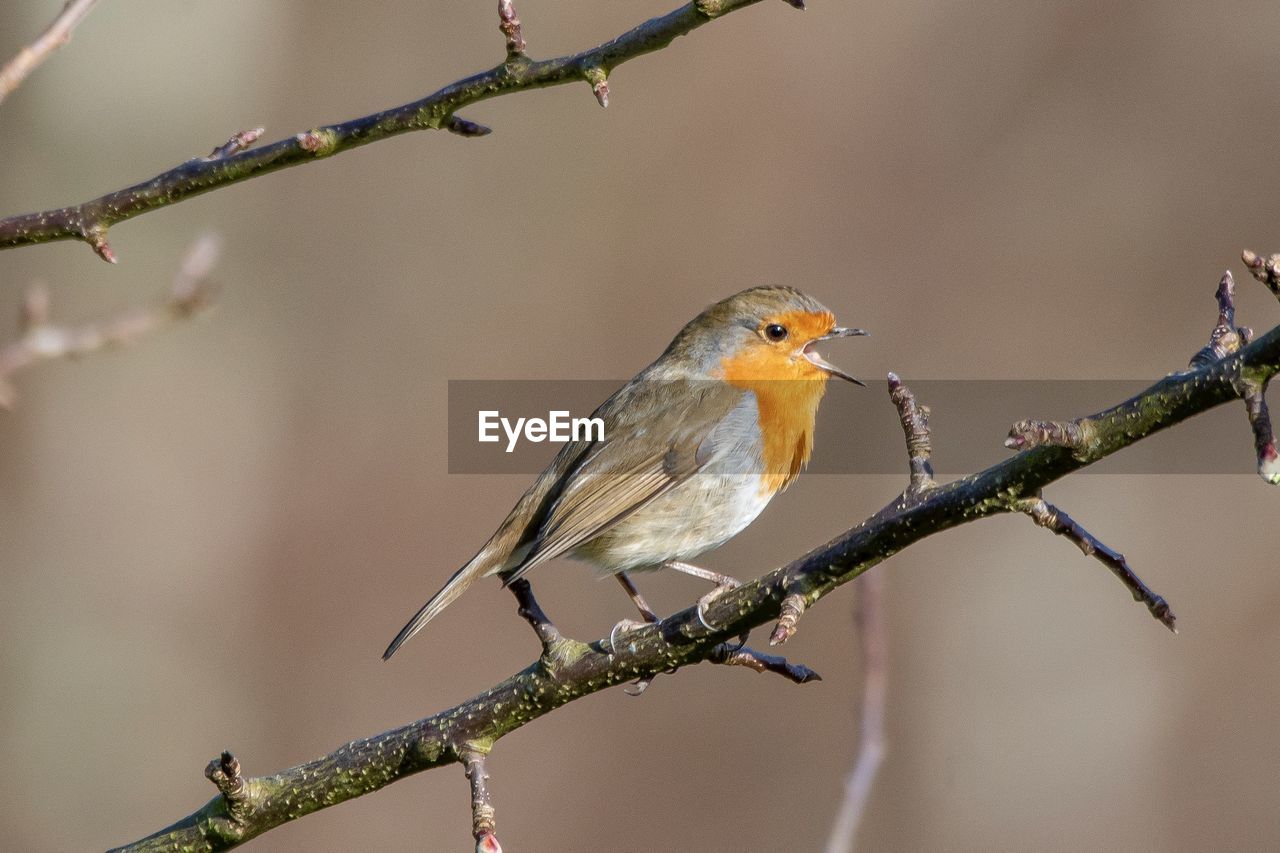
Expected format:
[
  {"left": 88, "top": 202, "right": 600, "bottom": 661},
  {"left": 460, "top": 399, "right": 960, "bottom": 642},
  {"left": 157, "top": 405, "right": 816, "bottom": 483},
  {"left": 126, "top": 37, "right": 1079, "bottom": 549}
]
[
  {"left": 696, "top": 577, "right": 743, "bottom": 631},
  {"left": 606, "top": 618, "right": 652, "bottom": 655},
  {"left": 662, "top": 561, "right": 745, "bottom": 632}
]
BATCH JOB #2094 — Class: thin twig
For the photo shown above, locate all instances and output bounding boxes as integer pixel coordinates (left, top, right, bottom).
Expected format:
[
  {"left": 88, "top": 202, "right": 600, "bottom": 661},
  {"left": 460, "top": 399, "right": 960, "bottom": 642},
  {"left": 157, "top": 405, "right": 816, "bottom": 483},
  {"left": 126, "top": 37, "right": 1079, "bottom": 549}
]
[
  {"left": 773, "top": 373, "right": 933, "bottom": 647},
  {"left": 707, "top": 643, "right": 821, "bottom": 683},
  {"left": 825, "top": 570, "right": 887, "bottom": 853},
  {"left": 497, "top": 0, "right": 525, "bottom": 59},
  {"left": 1232, "top": 253, "right": 1280, "bottom": 483},
  {"left": 1015, "top": 498, "right": 1176, "bottom": 631},
  {"left": 462, "top": 749, "right": 502, "bottom": 853},
  {"left": 1190, "top": 272, "right": 1250, "bottom": 367},
  {"left": 109, "top": 263, "right": 1280, "bottom": 852},
  {"left": 0, "top": 0, "right": 801, "bottom": 261},
  {"left": 887, "top": 371, "right": 937, "bottom": 495},
  {"left": 0, "top": 0, "right": 101, "bottom": 105},
  {"left": 824, "top": 371, "right": 934, "bottom": 852},
  {"left": 1241, "top": 378, "right": 1279, "bottom": 484},
  {"left": 0, "top": 234, "right": 220, "bottom": 408}
]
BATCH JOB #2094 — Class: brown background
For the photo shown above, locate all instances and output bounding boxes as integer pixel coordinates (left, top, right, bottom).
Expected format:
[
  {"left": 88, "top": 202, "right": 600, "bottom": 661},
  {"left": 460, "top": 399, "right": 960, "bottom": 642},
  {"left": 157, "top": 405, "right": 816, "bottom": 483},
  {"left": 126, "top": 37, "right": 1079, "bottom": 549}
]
[{"left": 2, "top": 2, "right": 1278, "bottom": 851}]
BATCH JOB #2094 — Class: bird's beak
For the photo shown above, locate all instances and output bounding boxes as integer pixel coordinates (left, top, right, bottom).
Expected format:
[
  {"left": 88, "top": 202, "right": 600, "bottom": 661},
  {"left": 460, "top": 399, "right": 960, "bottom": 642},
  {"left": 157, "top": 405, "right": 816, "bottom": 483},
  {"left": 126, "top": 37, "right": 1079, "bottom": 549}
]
[
  {"left": 819, "top": 327, "right": 869, "bottom": 342},
  {"left": 804, "top": 327, "right": 869, "bottom": 386}
]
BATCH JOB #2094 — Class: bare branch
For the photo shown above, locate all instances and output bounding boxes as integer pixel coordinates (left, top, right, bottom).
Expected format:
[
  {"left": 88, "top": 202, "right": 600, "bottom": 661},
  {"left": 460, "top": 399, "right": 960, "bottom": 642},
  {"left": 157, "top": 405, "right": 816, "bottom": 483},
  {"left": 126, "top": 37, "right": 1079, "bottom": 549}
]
[
  {"left": 0, "top": 235, "right": 220, "bottom": 408},
  {"left": 0, "top": 0, "right": 101, "bottom": 105},
  {"left": 110, "top": 261, "right": 1280, "bottom": 852},
  {"left": 825, "top": 570, "right": 887, "bottom": 853},
  {"left": 445, "top": 116, "right": 492, "bottom": 138},
  {"left": 1014, "top": 498, "right": 1176, "bottom": 631},
  {"left": 462, "top": 750, "right": 502, "bottom": 853},
  {"left": 0, "top": 0, "right": 795, "bottom": 262}
]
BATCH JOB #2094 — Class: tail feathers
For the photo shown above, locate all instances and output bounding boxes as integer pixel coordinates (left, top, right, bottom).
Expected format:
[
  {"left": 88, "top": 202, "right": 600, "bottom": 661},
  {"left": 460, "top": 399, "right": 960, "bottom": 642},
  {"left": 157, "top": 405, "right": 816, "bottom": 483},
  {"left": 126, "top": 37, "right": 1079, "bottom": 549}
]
[{"left": 382, "top": 553, "right": 496, "bottom": 660}]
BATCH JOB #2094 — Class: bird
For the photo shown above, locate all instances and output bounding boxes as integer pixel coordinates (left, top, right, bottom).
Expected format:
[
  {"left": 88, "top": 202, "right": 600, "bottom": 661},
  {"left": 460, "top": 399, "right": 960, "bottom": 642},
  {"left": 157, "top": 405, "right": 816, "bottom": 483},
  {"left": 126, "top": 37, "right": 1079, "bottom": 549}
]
[{"left": 383, "top": 286, "right": 866, "bottom": 660}]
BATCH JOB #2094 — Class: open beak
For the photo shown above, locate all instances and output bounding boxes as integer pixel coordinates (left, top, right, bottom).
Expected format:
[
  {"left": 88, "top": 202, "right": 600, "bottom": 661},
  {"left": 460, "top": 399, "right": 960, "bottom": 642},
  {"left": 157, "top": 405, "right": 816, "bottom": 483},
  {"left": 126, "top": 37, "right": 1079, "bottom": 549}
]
[{"left": 804, "top": 327, "right": 868, "bottom": 386}]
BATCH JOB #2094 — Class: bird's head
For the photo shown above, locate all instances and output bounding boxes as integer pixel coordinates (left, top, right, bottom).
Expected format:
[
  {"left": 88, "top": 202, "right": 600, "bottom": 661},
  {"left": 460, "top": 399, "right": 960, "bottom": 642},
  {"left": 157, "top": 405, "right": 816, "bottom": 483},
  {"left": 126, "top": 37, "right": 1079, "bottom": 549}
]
[{"left": 665, "top": 285, "right": 867, "bottom": 386}]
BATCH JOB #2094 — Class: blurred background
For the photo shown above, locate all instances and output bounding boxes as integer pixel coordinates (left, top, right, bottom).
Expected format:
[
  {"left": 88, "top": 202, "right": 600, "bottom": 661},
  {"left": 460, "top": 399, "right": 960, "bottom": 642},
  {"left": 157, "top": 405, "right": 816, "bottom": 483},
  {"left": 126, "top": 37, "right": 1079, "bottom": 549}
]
[{"left": 2, "top": 1, "right": 1279, "bottom": 850}]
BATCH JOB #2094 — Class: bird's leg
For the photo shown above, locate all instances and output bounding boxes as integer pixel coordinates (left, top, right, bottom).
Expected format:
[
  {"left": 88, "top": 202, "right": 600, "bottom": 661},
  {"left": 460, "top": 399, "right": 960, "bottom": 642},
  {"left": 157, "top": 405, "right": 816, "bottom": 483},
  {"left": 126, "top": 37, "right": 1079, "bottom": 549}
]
[
  {"left": 507, "top": 579, "right": 564, "bottom": 658},
  {"left": 616, "top": 571, "right": 660, "bottom": 623},
  {"left": 607, "top": 571, "right": 658, "bottom": 654},
  {"left": 664, "top": 560, "right": 744, "bottom": 631},
  {"left": 608, "top": 572, "right": 674, "bottom": 696}
]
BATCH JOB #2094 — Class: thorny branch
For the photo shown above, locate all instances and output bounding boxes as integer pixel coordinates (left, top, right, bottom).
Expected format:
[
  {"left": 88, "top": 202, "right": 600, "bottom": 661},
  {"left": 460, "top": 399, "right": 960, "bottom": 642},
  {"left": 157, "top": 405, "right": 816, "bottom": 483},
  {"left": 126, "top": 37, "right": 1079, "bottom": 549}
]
[
  {"left": 0, "top": 0, "right": 802, "bottom": 262},
  {"left": 0, "top": 0, "right": 101, "bottom": 105},
  {"left": 0, "top": 235, "right": 220, "bottom": 407},
  {"left": 110, "top": 255, "right": 1280, "bottom": 852}
]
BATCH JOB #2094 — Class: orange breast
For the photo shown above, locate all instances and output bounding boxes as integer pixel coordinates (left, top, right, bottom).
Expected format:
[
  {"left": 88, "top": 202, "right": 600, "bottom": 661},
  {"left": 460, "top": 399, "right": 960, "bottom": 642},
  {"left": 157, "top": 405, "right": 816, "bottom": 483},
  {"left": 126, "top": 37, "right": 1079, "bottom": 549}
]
[{"left": 719, "top": 344, "right": 829, "bottom": 496}]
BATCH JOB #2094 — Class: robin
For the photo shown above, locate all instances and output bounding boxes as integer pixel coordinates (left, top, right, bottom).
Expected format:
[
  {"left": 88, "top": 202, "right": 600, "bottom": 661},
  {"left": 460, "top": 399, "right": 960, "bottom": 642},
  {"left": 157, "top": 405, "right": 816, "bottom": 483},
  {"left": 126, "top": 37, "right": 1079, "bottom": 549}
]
[{"left": 383, "top": 286, "right": 866, "bottom": 659}]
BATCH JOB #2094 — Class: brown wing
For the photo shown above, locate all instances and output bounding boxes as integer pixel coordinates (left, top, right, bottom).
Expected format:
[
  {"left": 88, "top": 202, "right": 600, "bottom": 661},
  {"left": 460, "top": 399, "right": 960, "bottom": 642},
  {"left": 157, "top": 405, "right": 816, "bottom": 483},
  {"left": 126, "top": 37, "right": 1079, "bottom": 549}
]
[
  {"left": 501, "top": 376, "right": 743, "bottom": 583},
  {"left": 382, "top": 374, "right": 743, "bottom": 659}
]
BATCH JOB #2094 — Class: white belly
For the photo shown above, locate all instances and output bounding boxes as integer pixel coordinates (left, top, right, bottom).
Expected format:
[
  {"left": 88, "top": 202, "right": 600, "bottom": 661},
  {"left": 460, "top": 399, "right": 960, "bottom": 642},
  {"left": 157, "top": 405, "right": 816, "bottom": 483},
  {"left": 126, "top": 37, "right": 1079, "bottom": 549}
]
[
  {"left": 575, "top": 473, "right": 773, "bottom": 573},
  {"left": 571, "top": 392, "right": 775, "bottom": 573}
]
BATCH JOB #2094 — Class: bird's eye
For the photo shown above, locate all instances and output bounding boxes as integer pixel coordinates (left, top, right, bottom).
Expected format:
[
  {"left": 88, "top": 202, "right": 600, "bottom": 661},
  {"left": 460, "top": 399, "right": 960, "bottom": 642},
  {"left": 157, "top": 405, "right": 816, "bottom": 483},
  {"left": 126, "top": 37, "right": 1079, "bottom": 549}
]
[{"left": 764, "top": 323, "right": 788, "bottom": 342}]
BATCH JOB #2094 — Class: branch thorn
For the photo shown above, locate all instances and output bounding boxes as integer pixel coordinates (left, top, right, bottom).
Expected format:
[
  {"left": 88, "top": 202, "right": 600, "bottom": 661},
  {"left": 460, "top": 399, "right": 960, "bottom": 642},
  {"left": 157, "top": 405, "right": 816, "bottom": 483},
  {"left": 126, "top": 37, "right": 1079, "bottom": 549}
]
[
  {"left": 208, "top": 127, "right": 264, "bottom": 160},
  {"left": 84, "top": 225, "right": 116, "bottom": 263},
  {"left": 445, "top": 115, "right": 493, "bottom": 137},
  {"left": 584, "top": 67, "right": 609, "bottom": 108},
  {"left": 206, "top": 751, "right": 244, "bottom": 796},
  {"left": 769, "top": 593, "right": 807, "bottom": 645}
]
